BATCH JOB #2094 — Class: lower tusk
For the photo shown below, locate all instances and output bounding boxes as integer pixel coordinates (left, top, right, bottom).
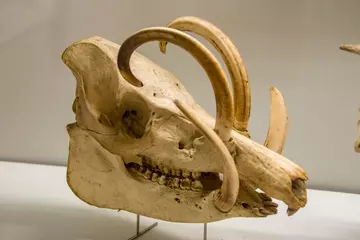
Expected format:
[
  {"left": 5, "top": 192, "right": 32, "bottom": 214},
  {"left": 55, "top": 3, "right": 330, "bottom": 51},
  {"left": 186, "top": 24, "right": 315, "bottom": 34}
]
[
  {"left": 117, "top": 27, "right": 234, "bottom": 141},
  {"left": 263, "top": 87, "right": 288, "bottom": 154},
  {"left": 174, "top": 99, "right": 239, "bottom": 213}
]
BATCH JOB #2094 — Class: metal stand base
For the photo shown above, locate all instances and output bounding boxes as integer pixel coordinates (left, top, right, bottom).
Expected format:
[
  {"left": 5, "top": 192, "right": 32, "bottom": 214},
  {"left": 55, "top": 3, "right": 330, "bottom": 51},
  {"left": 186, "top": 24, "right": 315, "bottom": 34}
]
[
  {"left": 125, "top": 214, "right": 208, "bottom": 240},
  {"left": 127, "top": 214, "right": 158, "bottom": 240}
]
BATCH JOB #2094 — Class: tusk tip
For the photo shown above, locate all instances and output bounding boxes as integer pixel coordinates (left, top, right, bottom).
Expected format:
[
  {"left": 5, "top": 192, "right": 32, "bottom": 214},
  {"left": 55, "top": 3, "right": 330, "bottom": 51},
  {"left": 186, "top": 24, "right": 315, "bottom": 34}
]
[
  {"left": 339, "top": 44, "right": 360, "bottom": 55},
  {"left": 287, "top": 207, "right": 299, "bottom": 216},
  {"left": 158, "top": 41, "right": 168, "bottom": 54}
]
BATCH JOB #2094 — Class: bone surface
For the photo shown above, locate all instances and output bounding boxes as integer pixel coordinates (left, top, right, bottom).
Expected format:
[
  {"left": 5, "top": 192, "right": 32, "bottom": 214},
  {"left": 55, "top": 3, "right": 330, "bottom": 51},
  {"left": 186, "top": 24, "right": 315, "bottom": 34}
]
[
  {"left": 340, "top": 44, "right": 360, "bottom": 152},
  {"left": 62, "top": 16, "right": 308, "bottom": 223}
]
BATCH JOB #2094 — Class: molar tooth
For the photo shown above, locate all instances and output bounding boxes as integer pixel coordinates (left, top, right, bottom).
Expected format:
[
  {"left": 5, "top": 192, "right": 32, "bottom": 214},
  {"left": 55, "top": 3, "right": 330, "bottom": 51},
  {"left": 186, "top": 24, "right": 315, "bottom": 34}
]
[
  {"left": 191, "top": 180, "right": 203, "bottom": 191},
  {"left": 144, "top": 169, "right": 152, "bottom": 179},
  {"left": 191, "top": 172, "right": 201, "bottom": 180},
  {"left": 173, "top": 178, "right": 180, "bottom": 188},
  {"left": 175, "top": 169, "right": 182, "bottom": 177},
  {"left": 138, "top": 165, "right": 146, "bottom": 173},
  {"left": 163, "top": 167, "right": 170, "bottom": 175},
  {"left": 153, "top": 165, "right": 159, "bottom": 172},
  {"left": 151, "top": 172, "right": 159, "bottom": 182},
  {"left": 180, "top": 178, "right": 191, "bottom": 190},
  {"left": 171, "top": 169, "right": 177, "bottom": 176},
  {"left": 165, "top": 178, "right": 173, "bottom": 187},
  {"left": 159, "top": 175, "right": 166, "bottom": 185},
  {"left": 182, "top": 170, "right": 191, "bottom": 178}
]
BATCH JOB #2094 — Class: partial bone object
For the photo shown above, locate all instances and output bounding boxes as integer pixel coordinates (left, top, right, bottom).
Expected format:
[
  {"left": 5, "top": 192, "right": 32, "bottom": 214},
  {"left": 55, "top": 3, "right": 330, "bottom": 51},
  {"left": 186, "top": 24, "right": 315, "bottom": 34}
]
[
  {"left": 340, "top": 44, "right": 360, "bottom": 56},
  {"left": 62, "top": 16, "right": 308, "bottom": 223},
  {"left": 340, "top": 44, "right": 360, "bottom": 152},
  {"left": 356, "top": 107, "right": 360, "bottom": 153}
]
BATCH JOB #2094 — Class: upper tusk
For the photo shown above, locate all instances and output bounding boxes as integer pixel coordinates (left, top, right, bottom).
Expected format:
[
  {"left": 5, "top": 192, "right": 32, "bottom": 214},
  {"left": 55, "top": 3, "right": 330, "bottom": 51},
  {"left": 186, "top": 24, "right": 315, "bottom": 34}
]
[
  {"left": 174, "top": 99, "right": 239, "bottom": 213},
  {"left": 117, "top": 27, "right": 234, "bottom": 141},
  {"left": 263, "top": 87, "right": 288, "bottom": 154},
  {"left": 159, "top": 16, "right": 251, "bottom": 135},
  {"left": 340, "top": 44, "right": 360, "bottom": 55},
  {"left": 158, "top": 16, "right": 289, "bottom": 154}
]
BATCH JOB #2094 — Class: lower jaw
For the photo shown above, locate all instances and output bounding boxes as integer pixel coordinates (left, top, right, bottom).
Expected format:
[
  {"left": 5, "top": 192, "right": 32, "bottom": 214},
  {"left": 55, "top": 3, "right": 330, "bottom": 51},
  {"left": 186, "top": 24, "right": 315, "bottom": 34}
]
[{"left": 68, "top": 159, "right": 269, "bottom": 223}]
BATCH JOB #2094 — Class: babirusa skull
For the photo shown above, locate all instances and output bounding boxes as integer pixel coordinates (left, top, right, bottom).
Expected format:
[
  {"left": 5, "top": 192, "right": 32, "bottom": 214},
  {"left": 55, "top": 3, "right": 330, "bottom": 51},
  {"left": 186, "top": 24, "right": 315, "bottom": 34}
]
[{"left": 62, "top": 16, "right": 308, "bottom": 223}]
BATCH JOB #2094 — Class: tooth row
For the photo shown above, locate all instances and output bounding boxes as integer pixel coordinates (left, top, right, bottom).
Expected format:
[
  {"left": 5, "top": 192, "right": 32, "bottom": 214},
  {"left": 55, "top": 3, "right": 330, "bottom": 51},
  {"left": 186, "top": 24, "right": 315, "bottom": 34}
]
[
  {"left": 133, "top": 164, "right": 203, "bottom": 191},
  {"left": 141, "top": 160, "right": 202, "bottom": 180}
]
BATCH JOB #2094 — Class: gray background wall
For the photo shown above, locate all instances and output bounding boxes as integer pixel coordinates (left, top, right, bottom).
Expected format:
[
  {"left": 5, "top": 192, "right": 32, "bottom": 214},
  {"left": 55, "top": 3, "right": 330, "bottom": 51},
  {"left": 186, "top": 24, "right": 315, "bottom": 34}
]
[{"left": 1, "top": 0, "right": 360, "bottom": 193}]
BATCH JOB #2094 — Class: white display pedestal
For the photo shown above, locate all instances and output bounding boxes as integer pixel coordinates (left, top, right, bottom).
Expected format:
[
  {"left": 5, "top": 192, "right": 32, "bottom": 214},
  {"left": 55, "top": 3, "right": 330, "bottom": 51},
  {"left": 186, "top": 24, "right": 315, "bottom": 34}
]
[{"left": 1, "top": 161, "right": 360, "bottom": 240}]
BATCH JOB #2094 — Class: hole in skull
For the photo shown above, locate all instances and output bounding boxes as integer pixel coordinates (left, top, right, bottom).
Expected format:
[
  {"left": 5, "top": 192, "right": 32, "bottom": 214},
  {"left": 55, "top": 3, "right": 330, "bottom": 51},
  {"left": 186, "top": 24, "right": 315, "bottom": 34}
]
[
  {"left": 241, "top": 202, "right": 250, "bottom": 209},
  {"left": 178, "top": 142, "right": 185, "bottom": 150},
  {"left": 122, "top": 110, "right": 147, "bottom": 138},
  {"left": 119, "top": 92, "right": 151, "bottom": 139},
  {"left": 174, "top": 198, "right": 181, "bottom": 203}
]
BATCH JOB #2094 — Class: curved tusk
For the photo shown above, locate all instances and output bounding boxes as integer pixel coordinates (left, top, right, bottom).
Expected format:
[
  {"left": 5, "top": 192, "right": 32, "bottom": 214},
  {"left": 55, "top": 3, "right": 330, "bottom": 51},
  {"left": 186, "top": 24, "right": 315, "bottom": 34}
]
[
  {"left": 340, "top": 44, "right": 360, "bottom": 55},
  {"left": 158, "top": 16, "right": 288, "bottom": 153},
  {"left": 117, "top": 27, "right": 234, "bottom": 141},
  {"left": 174, "top": 99, "right": 239, "bottom": 212},
  {"left": 159, "top": 16, "right": 251, "bottom": 136},
  {"left": 264, "top": 87, "right": 288, "bottom": 154}
]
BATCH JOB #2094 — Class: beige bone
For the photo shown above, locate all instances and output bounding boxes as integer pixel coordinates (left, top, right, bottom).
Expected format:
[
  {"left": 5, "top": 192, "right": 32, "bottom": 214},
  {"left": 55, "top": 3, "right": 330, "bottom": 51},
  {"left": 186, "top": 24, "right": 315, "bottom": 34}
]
[
  {"left": 62, "top": 17, "right": 308, "bottom": 223},
  {"left": 340, "top": 44, "right": 360, "bottom": 152}
]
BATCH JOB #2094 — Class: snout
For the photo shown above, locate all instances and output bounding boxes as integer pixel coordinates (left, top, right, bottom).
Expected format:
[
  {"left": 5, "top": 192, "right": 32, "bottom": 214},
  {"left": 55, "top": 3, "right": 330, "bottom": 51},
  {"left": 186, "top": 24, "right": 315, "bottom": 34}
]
[{"left": 232, "top": 131, "right": 308, "bottom": 214}]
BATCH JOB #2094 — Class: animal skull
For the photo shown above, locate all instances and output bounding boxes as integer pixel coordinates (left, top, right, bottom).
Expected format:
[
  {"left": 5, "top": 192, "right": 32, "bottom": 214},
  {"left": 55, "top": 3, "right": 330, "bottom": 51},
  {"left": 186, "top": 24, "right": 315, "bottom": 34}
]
[
  {"left": 340, "top": 44, "right": 360, "bottom": 152},
  {"left": 63, "top": 16, "right": 308, "bottom": 223}
]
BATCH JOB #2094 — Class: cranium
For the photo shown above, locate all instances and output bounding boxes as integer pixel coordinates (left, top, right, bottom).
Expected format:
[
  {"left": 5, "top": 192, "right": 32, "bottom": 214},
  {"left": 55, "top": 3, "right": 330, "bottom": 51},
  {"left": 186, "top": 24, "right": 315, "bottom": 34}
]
[
  {"left": 62, "top": 16, "right": 308, "bottom": 223},
  {"left": 340, "top": 44, "right": 360, "bottom": 152}
]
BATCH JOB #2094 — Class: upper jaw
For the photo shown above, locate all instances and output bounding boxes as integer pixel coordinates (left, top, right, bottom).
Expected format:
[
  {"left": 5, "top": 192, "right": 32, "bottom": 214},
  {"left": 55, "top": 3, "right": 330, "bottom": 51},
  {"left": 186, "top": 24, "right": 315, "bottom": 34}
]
[
  {"left": 231, "top": 130, "right": 308, "bottom": 213},
  {"left": 82, "top": 109, "right": 308, "bottom": 216}
]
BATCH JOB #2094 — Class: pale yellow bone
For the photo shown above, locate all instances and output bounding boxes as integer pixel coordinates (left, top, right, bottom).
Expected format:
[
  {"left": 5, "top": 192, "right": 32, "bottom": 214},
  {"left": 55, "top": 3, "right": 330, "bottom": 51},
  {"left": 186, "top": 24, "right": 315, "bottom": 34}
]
[
  {"left": 174, "top": 99, "right": 239, "bottom": 212},
  {"left": 355, "top": 107, "right": 360, "bottom": 153},
  {"left": 117, "top": 27, "right": 234, "bottom": 141},
  {"left": 340, "top": 44, "right": 360, "bottom": 55},
  {"left": 159, "top": 16, "right": 250, "bottom": 135},
  {"left": 340, "top": 44, "right": 360, "bottom": 152},
  {"left": 62, "top": 29, "right": 308, "bottom": 222},
  {"left": 158, "top": 16, "right": 288, "bottom": 154},
  {"left": 116, "top": 27, "right": 240, "bottom": 211},
  {"left": 264, "top": 87, "right": 288, "bottom": 154}
]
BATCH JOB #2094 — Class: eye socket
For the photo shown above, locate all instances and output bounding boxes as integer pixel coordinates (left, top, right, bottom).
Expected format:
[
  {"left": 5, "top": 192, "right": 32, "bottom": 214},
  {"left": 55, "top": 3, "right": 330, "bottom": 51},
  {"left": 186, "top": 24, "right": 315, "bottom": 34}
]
[
  {"left": 122, "top": 110, "right": 145, "bottom": 138},
  {"left": 119, "top": 92, "right": 151, "bottom": 139}
]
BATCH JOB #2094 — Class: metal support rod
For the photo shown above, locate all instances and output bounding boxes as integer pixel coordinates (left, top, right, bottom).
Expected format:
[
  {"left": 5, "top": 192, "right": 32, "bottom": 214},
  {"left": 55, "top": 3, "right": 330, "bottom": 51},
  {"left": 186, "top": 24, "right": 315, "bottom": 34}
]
[
  {"left": 128, "top": 214, "right": 158, "bottom": 240},
  {"left": 203, "top": 223, "right": 207, "bottom": 240},
  {"left": 136, "top": 214, "right": 140, "bottom": 234}
]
